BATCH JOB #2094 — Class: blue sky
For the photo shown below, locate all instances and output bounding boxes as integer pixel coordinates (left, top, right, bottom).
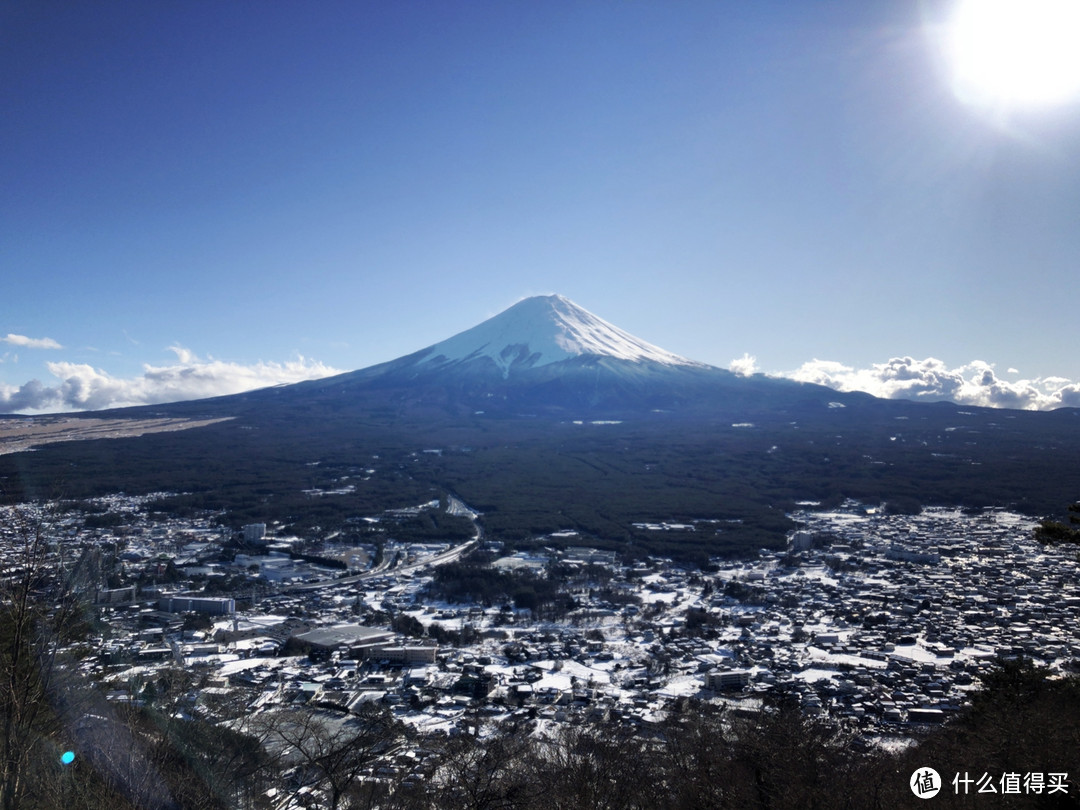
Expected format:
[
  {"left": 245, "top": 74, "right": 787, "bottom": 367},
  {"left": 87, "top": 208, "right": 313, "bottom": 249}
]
[{"left": 4, "top": 1, "right": 1080, "bottom": 412}]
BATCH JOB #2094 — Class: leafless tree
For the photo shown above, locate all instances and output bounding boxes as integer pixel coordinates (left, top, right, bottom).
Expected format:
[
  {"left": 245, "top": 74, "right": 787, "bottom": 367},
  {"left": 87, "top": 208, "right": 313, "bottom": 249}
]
[
  {"left": 528, "top": 723, "right": 661, "bottom": 810},
  {"left": 253, "top": 704, "right": 400, "bottom": 810},
  {"left": 0, "top": 505, "right": 85, "bottom": 810},
  {"left": 0, "top": 506, "right": 191, "bottom": 810},
  {"left": 425, "top": 721, "right": 538, "bottom": 810}
]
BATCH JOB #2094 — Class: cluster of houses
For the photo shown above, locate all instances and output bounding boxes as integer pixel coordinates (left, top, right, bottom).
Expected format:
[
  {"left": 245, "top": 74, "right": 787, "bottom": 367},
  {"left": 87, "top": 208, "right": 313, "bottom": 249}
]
[{"left": 3, "top": 495, "right": 1079, "bottom": 751}]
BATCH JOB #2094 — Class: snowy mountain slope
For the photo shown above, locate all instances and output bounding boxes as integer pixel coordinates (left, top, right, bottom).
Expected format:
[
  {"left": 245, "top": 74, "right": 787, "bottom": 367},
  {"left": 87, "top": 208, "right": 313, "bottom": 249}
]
[{"left": 408, "top": 295, "right": 705, "bottom": 378}]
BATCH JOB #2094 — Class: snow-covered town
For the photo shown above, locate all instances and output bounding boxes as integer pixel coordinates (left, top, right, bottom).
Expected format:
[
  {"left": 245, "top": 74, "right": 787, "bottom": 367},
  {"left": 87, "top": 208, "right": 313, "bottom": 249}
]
[
  {"left": 3, "top": 494, "right": 1079, "bottom": 803},
  {"left": 8, "top": 496, "right": 1079, "bottom": 730}
]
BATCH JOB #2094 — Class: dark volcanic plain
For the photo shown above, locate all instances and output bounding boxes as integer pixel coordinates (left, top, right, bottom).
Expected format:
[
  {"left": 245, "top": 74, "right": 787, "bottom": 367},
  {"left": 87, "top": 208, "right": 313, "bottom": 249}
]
[{"left": 3, "top": 360, "right": 1079, "bottom": 560}]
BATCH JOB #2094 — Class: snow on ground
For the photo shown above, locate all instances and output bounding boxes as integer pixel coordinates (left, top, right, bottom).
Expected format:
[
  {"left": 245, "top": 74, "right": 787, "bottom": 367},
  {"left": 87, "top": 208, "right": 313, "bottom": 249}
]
[
  {"left": 793, "top": 567, "right": 842, "bottom": 587},
  {"left": 656, "top": 674, "right": 704, "bottom": 698},
  {"left": 106, "top": 665, "right": 154, "bottom": 682},
  {"left": 533, "top": 671, "right": 574, "bottom": 692},
  {"left": 794, "top": 667, "right": 842, "bottom": 684},
  {"left": 398, "top": 708, "right": 463, "bottom": 736},
  {"left": 639, "top": 590, "right": 678, "bottom": 605},
  {"left": 956, "top": 645, "right": 1000, "bottom": 662},
  {"left": 218, "top": 655, "right": 287, "bottom": 676},
  {"left": 889, "top": 644, "right": 951, "bottom": 664},
  {"left": 212, "top": 613, "right": 289, "bottom": 635},
  {"left": 805, "top": 646, "right": 888, "bottom": 670},
  {"left": 528, "top": 658, "right": 612, "bottom": 689}
]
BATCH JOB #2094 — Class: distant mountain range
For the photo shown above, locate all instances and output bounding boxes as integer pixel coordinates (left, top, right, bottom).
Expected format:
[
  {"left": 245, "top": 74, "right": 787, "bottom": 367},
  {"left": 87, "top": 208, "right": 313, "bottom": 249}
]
[{"left": 3, "top": 295, "right": 1079, "bottom": 558}]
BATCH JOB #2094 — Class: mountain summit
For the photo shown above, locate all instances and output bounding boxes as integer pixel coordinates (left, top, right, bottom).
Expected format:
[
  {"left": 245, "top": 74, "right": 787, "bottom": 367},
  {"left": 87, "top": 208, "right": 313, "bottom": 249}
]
[{"left": 405, "top": 295, "right": 703, "bottom": 379}]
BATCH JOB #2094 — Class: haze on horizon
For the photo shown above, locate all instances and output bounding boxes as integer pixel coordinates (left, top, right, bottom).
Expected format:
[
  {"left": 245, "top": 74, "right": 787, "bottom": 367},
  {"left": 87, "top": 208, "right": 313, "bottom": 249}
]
[{"left": 4, "top": 1, "right": 1080, "bottom": 414}]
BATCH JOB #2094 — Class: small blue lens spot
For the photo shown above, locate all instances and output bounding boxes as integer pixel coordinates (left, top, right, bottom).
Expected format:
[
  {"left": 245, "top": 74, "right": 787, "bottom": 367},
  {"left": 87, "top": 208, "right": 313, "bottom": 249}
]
[{"left": 61, "top": 751, "right": 75, "bottom": 765}]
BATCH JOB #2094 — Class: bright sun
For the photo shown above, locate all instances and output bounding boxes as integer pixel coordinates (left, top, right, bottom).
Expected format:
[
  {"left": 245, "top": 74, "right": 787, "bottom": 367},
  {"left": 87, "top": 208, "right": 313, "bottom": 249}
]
[{"left": 946, "top": 0, "right": 1080, "bottom": 108}]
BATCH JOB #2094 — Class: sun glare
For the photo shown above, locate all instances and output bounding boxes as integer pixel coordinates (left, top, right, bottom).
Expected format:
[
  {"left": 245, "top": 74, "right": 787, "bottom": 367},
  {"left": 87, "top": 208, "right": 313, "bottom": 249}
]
[{"left": 946, "top": 0, "right": 1080, "bottom": 108}]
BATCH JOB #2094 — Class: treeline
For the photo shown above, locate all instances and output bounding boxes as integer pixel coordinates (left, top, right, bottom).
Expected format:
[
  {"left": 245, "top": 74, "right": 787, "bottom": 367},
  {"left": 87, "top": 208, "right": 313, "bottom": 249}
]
[
  {"left": 10, "top": 660, "right": 1077, "bottom": 810},
  {"left": 424, "top": 558, "right": 572, "bottom": 615},
  {"left": 396, "top": 665, "right": 1080, "bottom": 809},
  {"left": 1035, "top": 502, "right": 1080, "bottom": 545}
]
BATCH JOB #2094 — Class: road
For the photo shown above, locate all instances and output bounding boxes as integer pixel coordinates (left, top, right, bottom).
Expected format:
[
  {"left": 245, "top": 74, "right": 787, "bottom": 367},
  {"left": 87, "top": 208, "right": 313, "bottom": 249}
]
[{"left": 281, "top": 495, "right": 482, "bottom": 594}]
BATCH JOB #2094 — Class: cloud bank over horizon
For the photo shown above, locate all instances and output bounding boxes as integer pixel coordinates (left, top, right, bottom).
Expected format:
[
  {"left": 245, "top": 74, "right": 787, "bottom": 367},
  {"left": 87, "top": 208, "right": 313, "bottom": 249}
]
[
  {"left": 0, "top": 347, "right": 342, "bottom": 413},
  {"left": 4, "top": 348, "right": 1079, "bottom": 414},
  {"left": 779, "top": 356, "right": 1080, "bottom": 411}
]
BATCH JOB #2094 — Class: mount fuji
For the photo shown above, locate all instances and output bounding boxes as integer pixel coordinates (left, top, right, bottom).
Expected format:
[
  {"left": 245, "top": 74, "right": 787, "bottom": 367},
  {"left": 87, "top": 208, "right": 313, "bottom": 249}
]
[{"left": 264, "top": 294, "right": 836, "bottom": 416}]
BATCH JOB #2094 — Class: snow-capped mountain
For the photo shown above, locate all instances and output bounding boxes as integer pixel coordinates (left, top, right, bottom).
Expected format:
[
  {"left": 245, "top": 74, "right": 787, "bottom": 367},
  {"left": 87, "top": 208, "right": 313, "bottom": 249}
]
[
  {"left": 409, "top": 294, "right": 704, "bottom": 378},
  {"left": 189, "top": 292, "right": 851, "bottom": 418},
  {"left": 278, "top": 293, "right": 829, "bottom": 415}
]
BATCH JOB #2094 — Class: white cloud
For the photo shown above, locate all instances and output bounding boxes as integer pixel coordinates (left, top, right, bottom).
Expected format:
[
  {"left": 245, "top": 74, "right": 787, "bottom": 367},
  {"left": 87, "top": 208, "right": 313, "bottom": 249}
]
[
  {"left": 0, "top": 347, "right": 342, "bottom": 413},
  {"left": 1055, "top": 384, "right": 1080, "bottom": 408},
  {"left": 785, "top": 356, "right": 1080, "bottom": 411},
  {"left": 729, "top": 353, "right": 758, "bottom": 377},
  {"left": 167, "top": 345, "right": 197, "bottom": 365},
  {"left": 3, "top": 334, "right": 62, "bottom": 350},
  {"left": 6, "top": 345, "right": 1078, "bottom": 414}
]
